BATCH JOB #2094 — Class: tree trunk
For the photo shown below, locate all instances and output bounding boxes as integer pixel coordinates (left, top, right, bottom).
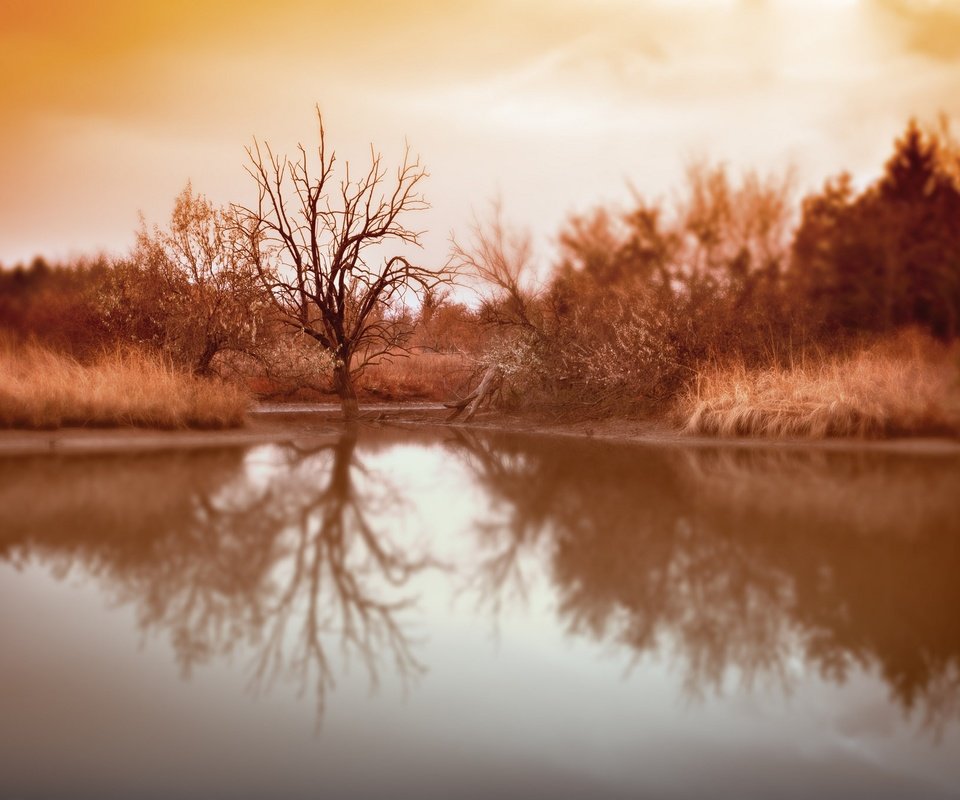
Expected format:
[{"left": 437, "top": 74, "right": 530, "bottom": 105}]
[
  {"left": 193, "top": 339, "right": 220, "bottom": 377},
  {"left": 333, "top": 361, "right": 359, "bottom": 420}
]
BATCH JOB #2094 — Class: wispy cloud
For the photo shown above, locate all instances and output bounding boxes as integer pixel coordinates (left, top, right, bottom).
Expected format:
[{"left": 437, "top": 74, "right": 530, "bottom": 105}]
[{"left": 2, "top": 0, "right": 959, "bottom": 263}]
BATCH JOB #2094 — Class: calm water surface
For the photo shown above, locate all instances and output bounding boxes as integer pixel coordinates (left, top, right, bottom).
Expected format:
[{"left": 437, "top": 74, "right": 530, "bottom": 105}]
[{"left": 2, "top": 426, "right": 960, "bottom": 799}]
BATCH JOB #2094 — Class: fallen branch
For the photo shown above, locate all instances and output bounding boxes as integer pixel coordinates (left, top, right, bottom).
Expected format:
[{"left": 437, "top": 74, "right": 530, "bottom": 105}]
[{"left": 446, "top": 365, "right": 501, "bottom": 422}]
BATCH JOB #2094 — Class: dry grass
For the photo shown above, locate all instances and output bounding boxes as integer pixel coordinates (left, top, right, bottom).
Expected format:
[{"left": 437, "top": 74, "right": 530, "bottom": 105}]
[
  {"left": 358, "top": 351, "right": 473, "bottom": 401},
  {"left": 681, "top": 333, "right": 960, "bottom": 439},
  {"left": 0, "top": 344, "right": 249, "bottom": 429}
]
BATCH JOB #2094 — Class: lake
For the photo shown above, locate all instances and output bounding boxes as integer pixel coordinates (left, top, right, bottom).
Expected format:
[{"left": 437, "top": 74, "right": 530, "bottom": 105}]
[{"left": 2, "top": 425, "right": 959, "bottom": 799}]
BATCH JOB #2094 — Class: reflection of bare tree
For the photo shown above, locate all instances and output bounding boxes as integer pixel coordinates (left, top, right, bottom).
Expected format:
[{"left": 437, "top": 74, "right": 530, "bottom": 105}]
[
  {"left": 246, "top": 429, "right": 432, "bottom": 719},
  {"left": 447, "top": 431, "right": 960, "bottom": 730},
  {"left": 0, "top": 430, "right": 433, "bottom": 723}
]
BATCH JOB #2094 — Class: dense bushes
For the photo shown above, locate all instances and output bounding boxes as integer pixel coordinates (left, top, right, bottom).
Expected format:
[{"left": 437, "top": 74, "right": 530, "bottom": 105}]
[
  {"left": 0, "top": 188, "right": 326, "bottom": 393},
  {"left": 460, "top": 162, "right": 797, "bottom": 414},
  {"left": 462, "top": 119, "right": 960, "bottom": 431},
  {"left": 99, "top": 185, "right": 274, "bottom": 376},
  {"left": 2, "top": 116, "right": 959, "bottom": 435},
  {"left": 0, "top": 257, "right": 112, "bottom": 357}
]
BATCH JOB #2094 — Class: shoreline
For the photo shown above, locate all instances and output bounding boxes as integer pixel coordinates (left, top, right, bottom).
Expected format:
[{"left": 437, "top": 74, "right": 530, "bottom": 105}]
[{"left": 0, "top": 402, "right": 958, "bottom": 457}]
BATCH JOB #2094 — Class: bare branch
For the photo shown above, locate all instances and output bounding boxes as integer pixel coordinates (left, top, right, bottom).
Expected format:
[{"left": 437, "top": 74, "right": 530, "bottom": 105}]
[{"left": 233, "top": 110, "right": 452, "bottom": 417}]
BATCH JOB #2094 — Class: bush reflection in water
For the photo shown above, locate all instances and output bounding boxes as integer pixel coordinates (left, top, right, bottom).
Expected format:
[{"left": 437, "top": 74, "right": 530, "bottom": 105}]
[
  {"left": 2, "top": 428, "right": 959, "bottom": 732},
  {"left": 450, "top": 431, "right": 960, "bottom": 736}
]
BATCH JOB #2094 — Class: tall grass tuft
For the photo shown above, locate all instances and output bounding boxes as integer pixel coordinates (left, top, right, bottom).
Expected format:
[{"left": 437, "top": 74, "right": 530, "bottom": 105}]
[
  {"left": 0, "top": 343, "right": 249, "bottom": 429},
  {"left": 681, "top": 332, "right": 960, "bottom": 439}
]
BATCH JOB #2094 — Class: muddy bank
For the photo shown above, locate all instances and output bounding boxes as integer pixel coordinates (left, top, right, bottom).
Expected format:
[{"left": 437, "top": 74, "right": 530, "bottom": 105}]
[
  {"left": 0, "top": 415, "right": 337, "bottom": 457},
  {"left": 1, "top": 402, "right": 958, "bottom": 457},
  {"left": 463, "top": 415, "right": 960, "bottom": 455}
]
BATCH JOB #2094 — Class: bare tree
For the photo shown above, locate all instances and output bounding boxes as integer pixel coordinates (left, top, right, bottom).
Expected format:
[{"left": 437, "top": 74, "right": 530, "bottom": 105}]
[
  {"left": 237, "top": 109, "right": 449, "bottom": 418},
  {"left": 446, "top": 205, "right": 540, "bottom": 421}
]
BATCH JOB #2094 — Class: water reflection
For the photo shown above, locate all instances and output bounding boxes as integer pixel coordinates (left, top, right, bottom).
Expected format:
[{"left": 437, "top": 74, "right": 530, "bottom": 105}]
[
  {"left": 447, "top": 431, "right": 960, "bottom": 735},
  {"left": 0, "top": 430, "right": 432, "bottom": 721},
  {"left": 2, "top": 428, "right": 959, "bottom": 737}
]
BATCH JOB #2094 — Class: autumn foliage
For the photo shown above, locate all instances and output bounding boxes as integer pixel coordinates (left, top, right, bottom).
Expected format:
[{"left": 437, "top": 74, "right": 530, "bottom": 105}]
[{"left": 458, "top": 120, "right": 960, "bottom": 435}]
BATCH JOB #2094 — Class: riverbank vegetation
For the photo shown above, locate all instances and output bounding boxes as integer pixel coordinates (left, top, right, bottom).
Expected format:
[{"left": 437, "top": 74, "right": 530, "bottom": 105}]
[
  {"left": 450, "top": 119, "right": 960, "bottom": 436},
  {"left": 1, "top": 115, "right": 958, "bottom": 436},
  {"left": 682, "top": 333, "right": 960, "bottom": 438},
  {"left": 0, "top": 343, "right": 248, "bottom": 429}
]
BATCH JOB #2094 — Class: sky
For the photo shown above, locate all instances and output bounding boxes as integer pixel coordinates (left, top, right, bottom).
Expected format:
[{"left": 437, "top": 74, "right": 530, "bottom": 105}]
[{"left": 2, "top": 0, "right": 960, "bottom": 269}]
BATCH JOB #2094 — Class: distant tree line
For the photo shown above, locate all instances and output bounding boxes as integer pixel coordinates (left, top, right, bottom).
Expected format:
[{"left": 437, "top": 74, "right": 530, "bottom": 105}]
[{"left": 793, "top": 121, "right": 960, "bottom": 339}]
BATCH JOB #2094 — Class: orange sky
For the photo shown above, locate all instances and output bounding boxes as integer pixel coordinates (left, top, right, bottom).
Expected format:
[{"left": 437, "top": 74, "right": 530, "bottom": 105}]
[{"left": 2, "top": 0, "right": 960, "bottom": 268}]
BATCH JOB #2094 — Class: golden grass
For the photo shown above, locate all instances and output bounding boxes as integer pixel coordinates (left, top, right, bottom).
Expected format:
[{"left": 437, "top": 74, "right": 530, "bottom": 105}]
[
  {"left": 681, "top": 333, "right": 960, "bottom": 439},
  {"left": 0, "top": 344, "right": 249, "bottom": 429},
  {"left": 358, "top": 351, "right": 473, "bottom": 401}
]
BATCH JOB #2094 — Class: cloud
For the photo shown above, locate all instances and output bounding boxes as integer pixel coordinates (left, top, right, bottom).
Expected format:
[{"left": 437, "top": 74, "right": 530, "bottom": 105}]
[
  {"left": 869, "top": 0, "right": 960, "bottom": 62},
  {"left": 2, "top": 0, "right": 960, "bottom": 264}
]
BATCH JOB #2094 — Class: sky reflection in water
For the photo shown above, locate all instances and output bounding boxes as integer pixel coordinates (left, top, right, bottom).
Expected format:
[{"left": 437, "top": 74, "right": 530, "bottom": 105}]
[{"left": 1, "top": 426, "right": 959, "bottom": 799}]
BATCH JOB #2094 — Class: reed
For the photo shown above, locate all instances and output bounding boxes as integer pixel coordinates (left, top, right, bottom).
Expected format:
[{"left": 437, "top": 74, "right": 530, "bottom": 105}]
[
  {"left": 0, "top": 343, "right": 249, "bottom": 429},
  {"left": 681, "top": 333, "right": 960, "bottom": 439}
]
